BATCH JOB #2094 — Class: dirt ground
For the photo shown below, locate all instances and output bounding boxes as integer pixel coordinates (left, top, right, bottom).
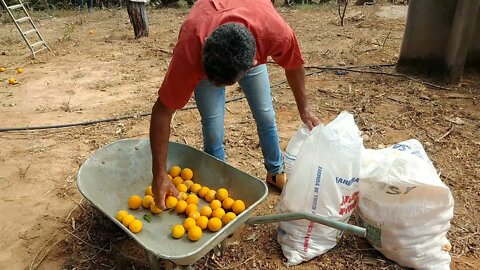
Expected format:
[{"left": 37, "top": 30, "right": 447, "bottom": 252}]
[{"left": 0, "top": 1, "right": 479, "bottom": 269}]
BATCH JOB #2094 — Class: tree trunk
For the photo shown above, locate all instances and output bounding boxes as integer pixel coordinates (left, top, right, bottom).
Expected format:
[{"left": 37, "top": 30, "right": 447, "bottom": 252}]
[{"left": 126, "top": 0, "right": 149, "bottom": 39}]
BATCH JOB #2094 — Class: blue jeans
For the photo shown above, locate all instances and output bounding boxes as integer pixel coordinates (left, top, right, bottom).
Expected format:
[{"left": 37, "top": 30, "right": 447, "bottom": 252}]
[{"left": 194, "top": 64, "right": 283, "bottom": 175}]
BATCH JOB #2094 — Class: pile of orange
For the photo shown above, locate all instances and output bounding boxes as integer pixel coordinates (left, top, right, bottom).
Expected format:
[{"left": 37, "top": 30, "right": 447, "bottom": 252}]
[
  {"left": 167, "top": 166, "right": 246, "bottom": 242},
  {"left": 116, "top": 165, "right": 247, "bottom": 240},
  {"left": 115, "top": 209, "right": 143, "bottom": 234}
]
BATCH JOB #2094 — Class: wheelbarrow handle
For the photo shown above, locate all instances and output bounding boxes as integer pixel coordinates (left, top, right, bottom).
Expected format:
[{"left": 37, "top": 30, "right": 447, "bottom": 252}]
[{"left": 246, "top": 212, "right": 366, "bottom": 237}]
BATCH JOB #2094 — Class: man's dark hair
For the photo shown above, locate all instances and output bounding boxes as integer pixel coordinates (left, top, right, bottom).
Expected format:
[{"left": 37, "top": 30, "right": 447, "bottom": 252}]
[{"left": 202, "top": 23, "right": 256, "bottom": 86}]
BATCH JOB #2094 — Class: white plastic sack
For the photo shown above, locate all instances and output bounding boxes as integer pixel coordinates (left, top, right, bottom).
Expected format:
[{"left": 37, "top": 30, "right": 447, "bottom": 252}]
[
  {"left": 357, "top": 139, "right": 454, "bottom": 270},
  {"left": 278, "top": 112, "right": 363, "bottom": 265},
  {"left": 284, "top": 124, "right": 310, "bottom": 180}
]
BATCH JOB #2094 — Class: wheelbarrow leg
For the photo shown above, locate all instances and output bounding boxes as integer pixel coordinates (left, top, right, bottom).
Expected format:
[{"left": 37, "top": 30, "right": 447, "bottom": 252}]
[
  {"left": 213, "top": 239, "right": 228, "bottom": 257},
  {"left": 164, "top": 260, "right": 194, "bottom": 270},
  {"left": 144, "top": 249, "right": 160, "bottom": 270},
  {"left": 164, "top": 260, "right": 174, "bottom": 270}
]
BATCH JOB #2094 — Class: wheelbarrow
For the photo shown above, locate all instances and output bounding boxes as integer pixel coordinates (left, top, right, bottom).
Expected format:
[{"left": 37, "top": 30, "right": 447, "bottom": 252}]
[{"left": 77, "top": 139, "right": 366, "bottom": 269}]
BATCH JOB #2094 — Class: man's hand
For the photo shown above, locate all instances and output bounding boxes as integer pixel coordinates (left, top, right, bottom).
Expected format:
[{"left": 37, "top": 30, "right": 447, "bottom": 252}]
[
  {"left": 152, "top": 175, "right": 179, "bottom": 210},
  {"left": 300, "top": 107, "right": 321, "bottom": 130}
]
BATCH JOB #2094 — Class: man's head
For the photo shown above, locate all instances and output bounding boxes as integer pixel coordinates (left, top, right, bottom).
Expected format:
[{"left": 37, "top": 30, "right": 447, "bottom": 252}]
[{"left": 202, "top": 23, "right": 256, "bottom": 86}]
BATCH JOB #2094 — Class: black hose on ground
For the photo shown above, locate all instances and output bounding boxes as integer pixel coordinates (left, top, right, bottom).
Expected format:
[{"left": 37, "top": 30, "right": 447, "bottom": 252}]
[
  {"left": 0, "top": 64, "right": 397, "bottom": 133},
  {"left": 0, "top": 96, "right": 246, "bottom": 132}
]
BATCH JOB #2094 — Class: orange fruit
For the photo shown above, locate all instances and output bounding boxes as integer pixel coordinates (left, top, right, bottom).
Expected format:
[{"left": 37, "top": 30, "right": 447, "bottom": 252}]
[
  {"left": 8, "top": 78, "right": 16, "bottom": 84},
  {"left": 172, "top": 224, "right": 185, "bottom": 239},
  {"left": 175, "top": 200, "right": 188, "bottom": 214},
  {"left": 183, "top": 180, "right": 194, "bottom": 191},
  {"left": 198, "top": 187, "right": 210, "bottom": 198},
  {"left": 16, "top": 68, "right": 24, "bottom": 74},
  {"left": 196, "top": 216, "right": 209, "bottom": 230},
  {"left": 210, "top": 199, "right": 222, "bottom": 210},
  {"left": 205, "top": 190, "right": 216, "bottom": 203},
  {"left": 186, "top": 194, "right": 199, "bottom": 205},
  {"left": 177, "top": 183, "right": 188, "bottom": 193},
  {"left": 165, "top": 196, "right": 178, "bottom": 209},
  {"left": 122, "top": 214, "right": 135, "bottom": 227},
  {"left": 172, "top": 176, "right": 184, "bottom": 187},
  {"left": 167, "top": 174, "right": 173, "bottom": 180},
  {"left": 181, "top": 168, "right": 193, "bottom": 180},
  {"left": 188, "top": 211, "right": 201, "bottom": 220},
  {"left": 232, "top": 200, "right": 246, "bottom": 215},
  {"left": 129, "top": 219, "right": 143, "bottom": 233},
  {"left": 211, "top": 208, "right": 225, "bottom": 219},
  {"left": 190, "top": 183, "right": 202, "bottom": 194},
  {"left": 216, "top": 188, "right": 229, "bottom": 201},
  {"left": 222, "top": 212, "right": 236, "bottom": 225},
  {"left": 200, "top": 206, "right": 212, "bottom": 217},
  {"left": 170, "top": 166, "right": 181, "bottom": 177},
  {"left": 145, "top": 186, "right": 153, "bottom": 196},
  {"left": 183, "top": 217, "right": 196, "bottom": 231},
  {"left": 207, "top": 217, "right": 222, "bottom": 232},
  {"left": 188, "top": 225, "right": 202, "bottom": 241},
  {"left": 150, "top": 203, "right": 162, "bottom": 214},
  {"left": 128, "top": 195, "right": 142, "bottom": 210},
  {"left": 116, "top": 210, "right": 129, "bottom": 222},
  {"left": 222, "top": 197, "right": 235, "bottom": 210},
  {"left": 179, "top": 192, "right": 188, "bottom": 201},
  {"left": 142, "top": 195, "right": 154, "bottom": 208},
  {"left": 185, "top": 204, "right": 198, "bottom": 216},
  {"left": 0, "top": 67, "right": 6, "bottom": 72}
]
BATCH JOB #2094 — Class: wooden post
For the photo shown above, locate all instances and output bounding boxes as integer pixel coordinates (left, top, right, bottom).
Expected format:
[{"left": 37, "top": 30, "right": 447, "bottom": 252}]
[
  {"left": 126, "top": 0, "right": 149, "bottom": 39},
  {"left": 396, "top": 0, "right": 457, "bottom": 78},
  {"left": 466, "top": 12, "right": 480, "bottom": 70},
  {"left": 397, "top": 0, "right": 480, "bottom": 84},
  {"left": 444, "top": 0, "right": 480, "bottom": 83}
]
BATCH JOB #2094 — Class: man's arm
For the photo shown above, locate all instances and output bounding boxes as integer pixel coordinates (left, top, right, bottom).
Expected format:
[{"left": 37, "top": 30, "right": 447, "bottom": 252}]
[
  {"left": 150, "top": 98, "right": 179, "bottom": 209},
  {"left": 285, "top": 65, "right": 320, "bottom": 129}
]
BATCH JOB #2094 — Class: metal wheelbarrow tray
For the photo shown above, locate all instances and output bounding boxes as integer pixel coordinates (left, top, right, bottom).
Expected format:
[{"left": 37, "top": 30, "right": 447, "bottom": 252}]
[{"left": 77, "top": 138, "right": 268, "bottom": 268}]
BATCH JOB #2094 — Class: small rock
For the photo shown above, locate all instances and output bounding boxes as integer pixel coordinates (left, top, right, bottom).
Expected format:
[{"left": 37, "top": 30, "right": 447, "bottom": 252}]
[
  {"left": 361, "top": 134, "right": 370, "bottom": 141},
  {"left": 445, "top": 116, "right": 465, "bottom": 125},
  {"left": 246, "top": 233, "right": 258, "bottom": 242},
  {"left": 442, "top": 242, "right": 452, "bottom": 252},
  {"left": 378, "top": 144, "right": 385, "bottom": 149},
  {"left": 346, "top": 11, "right": 365, "bottom": 22},
  {"left": 420, "top": 94, "right": 431, "bottom": 101}
]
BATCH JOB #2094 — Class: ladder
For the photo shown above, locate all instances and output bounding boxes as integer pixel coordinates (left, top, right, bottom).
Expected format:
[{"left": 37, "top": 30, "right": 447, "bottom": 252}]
[{"left": 1, "top": 0, "right": 51, "bottom": 59}]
